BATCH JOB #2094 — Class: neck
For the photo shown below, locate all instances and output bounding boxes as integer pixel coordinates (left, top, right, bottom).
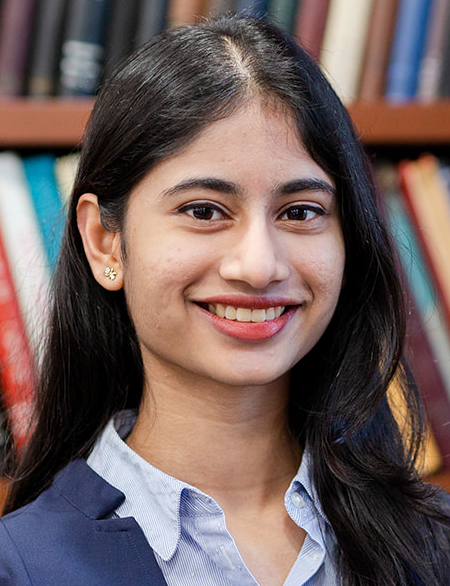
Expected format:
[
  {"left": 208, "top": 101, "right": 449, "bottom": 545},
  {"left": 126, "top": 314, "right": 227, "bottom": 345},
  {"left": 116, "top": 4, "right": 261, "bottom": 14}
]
[{"left": 126, "top": 365, "right": 301, "bottom": 509}]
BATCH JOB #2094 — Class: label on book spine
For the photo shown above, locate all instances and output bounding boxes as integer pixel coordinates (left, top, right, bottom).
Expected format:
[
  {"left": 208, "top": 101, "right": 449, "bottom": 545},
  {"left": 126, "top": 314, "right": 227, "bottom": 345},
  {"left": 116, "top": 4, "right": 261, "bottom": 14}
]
[{"left": 60, "top": 40, "right": 104, "bottom": 94}]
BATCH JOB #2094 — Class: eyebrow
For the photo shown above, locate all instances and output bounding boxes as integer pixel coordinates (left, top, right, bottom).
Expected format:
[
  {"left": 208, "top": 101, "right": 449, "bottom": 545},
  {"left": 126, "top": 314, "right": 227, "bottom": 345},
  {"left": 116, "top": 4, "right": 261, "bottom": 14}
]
[{"left": 159, "top": 176, "right": 336, "bottom": 199}]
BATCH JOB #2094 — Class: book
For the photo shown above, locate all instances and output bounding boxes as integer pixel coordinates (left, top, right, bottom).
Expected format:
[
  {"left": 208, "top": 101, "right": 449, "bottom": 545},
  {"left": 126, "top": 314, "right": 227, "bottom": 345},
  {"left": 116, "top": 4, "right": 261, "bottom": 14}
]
[
  {"left": 293, "top": 0, "right": 330, "bottom": 62},
  {"left": 102, "top": 0, "right": 140, "bottom": 81},
  {"left": 133, "top": 0, "right": 167, "bottom": 48},
  {"left": 23, "top": 155, "right": 65, "bottom": 270},
  {"left": 417, "top": 0, "right": 450, "bottom": 101},
  {"left": 267, "top": 0, "right": 299, "bottom": 32},
  {"left": 385, "top": 0, "right": 433, "bottom": 102},
  {"left": 378, "top": 162, "right": 450, "bottom": 466},
  {"left": 166, "top": 0, "right": 206, "bottom": 27},
  {"left": 398, "top": 155, "right": 450, "bottom": 332},
  {"left": 437, "top": 0, "right": 450, "bottom": 96},
  {"left": 0, "top": 224, "right": 35, "bottom": 445},
  {"left": 319, "top": 0, "right": 374, "bottom": 102},
  {"left": 388, "top": 372, "right": 443, "bottom": 475},
  {"left": 235, "top": 0, "right": 269, "bottom": 18},
  {"left": 58, "top": 0, "right": 113, "bottom": 96},
  {"left": 358, "top": 0, "right": 400, "bottom": 101},
  {"left": 0, "top": 153, "right": 51, "bottom": 356},
  {"left": 54, "top": 153, "right": 80, "bottom": 206},
  {"left": 27, "top": 0, "right": 69, "bottom": 96},
  {"left": 0, "top": 0, "right": 38, "bottom": 95}
]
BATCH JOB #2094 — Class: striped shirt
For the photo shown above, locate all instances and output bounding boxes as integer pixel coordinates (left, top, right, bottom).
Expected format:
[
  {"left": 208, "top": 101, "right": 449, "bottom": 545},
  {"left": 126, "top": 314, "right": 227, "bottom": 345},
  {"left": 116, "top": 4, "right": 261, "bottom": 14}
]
[{"left": 87, "top": 410, "right": 339, "bottom": 585}]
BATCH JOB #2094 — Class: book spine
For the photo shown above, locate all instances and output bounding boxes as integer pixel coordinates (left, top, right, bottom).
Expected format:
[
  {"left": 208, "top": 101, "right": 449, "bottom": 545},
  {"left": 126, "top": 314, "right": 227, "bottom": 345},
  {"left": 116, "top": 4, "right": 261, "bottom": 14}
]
[
  {"left": 398, "top": 156, "right": 450, "bottom": 332},
  {"left": 437, "top": 0, "right": 450, "bottom": 96},
  {"left": 58, "top": 0, "right": 113, "bottom": 96},
  {"left": 382, "top": 169, "right": 450, "bottom": 463},
  {"left": 267, "top": 0, "right": 299, "bottom": 32},
  {"left": 0, "top": 218, "right": 34, "bottom": 445},
  {"left": 0, "top": 153, "right": 51, "bottom": 356},
  {"left": 133, "top": 0, "right": 167, "bottom": 48},
  {"left": 417, "top": 0, "right": 450, "bottom": 101},
  {"left": 103, "top": 0, "right": 140, "bottom": 80},
  {"left": 235, "top": 0, "right": 269, "bottom": 18},
  {"left": 166, "top": 0, "right": 206, "bottom": 27},
  {"left": 0, "top": 0, "right": 38, "bottom": 95},
  {"left": 320, "top": 0, "right": 374, "bottom": 102},
  {"left": 54, "top": 153, "right": 80, "bottom": 205},
  {"left": 385, "top": 0, "right": 433, "bottom": 101},
  {"left": 23, "top": 155, "right": 65, "bottom": 270},
  {"left": 293, "top": 0, "right": 330, "bottom": 61},
  {"left": 358, "top": 0, "right": 400, "bottom": 100},
  {"left": 27, "top": 0, "right": 69, "bottom": 97}
]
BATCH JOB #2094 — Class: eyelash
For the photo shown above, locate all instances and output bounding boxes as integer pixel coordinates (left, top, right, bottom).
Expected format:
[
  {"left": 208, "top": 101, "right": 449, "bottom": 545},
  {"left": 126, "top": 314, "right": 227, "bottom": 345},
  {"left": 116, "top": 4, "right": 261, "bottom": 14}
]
[
  {"left": 278, "top": 204, "right": 325, "bottom": 222},
  {"left": 178, "top": 202, "right": 228, "bottom": 221},
  {"left": 177, "top": 202, "right": 326, "bottom": 222}
]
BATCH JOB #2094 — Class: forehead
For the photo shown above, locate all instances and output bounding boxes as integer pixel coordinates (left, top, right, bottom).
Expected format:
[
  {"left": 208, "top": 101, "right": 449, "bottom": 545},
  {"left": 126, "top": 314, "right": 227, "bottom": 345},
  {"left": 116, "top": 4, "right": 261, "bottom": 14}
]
[{"left": 131, "top": 101, "right": 334, "bottom": 197}]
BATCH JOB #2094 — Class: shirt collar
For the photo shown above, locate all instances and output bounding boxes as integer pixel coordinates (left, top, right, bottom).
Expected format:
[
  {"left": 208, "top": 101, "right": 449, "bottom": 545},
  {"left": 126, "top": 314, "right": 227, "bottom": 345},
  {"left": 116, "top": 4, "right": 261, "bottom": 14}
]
[
  {"left": 290, "top": 447, "right": 328, "bottom": 523},
  {"left": 88, "top": 410, "right": 329, "bottom": 562},
  {"left": 88, "top": 410, "right": 222, "bottom": 561}
]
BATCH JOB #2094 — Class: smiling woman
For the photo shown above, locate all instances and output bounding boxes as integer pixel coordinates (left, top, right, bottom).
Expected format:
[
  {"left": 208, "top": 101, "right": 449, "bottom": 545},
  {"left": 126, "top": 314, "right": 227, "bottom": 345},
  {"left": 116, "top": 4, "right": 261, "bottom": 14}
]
[{"left": 1, "top": 13, "right": 450, "bottom": 586}]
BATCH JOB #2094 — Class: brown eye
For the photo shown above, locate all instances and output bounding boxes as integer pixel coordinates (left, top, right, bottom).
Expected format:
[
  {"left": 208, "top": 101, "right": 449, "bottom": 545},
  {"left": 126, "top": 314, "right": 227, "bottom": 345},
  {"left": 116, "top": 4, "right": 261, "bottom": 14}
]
[
  {"left": 179, "top": 202, "right": 226, "bottom": 220},
  {"left": 191, "top": 205, "right": 215, "bottom": 220},
  {"left": 279, "top": 205, "right": 324, "bottom": 221}
]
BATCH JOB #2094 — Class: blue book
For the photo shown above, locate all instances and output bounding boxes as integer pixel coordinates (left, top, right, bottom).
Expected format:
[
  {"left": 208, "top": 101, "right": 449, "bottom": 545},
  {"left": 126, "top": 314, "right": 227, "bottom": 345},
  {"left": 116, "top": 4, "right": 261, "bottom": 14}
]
[
  {"left": 385, "top": 0, "right": 434, "bottom": 101},
  {"left": 235, "top": 0, "right": 269, "bottom": 18},
  {"left": 23, "top": 154, "right": 65, "bottom": 270}
]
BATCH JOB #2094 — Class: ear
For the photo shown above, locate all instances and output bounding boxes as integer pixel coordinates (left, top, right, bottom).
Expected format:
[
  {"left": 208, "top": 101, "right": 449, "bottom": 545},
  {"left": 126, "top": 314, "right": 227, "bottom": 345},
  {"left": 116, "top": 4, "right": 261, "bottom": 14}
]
[{"left": 77, "top": 193, "right": 124, "bottom": 291}]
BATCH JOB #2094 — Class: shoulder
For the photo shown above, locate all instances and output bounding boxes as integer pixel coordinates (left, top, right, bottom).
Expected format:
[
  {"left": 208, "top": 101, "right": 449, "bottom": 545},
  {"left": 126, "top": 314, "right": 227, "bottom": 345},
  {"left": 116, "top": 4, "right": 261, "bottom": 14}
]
[{"left": 0, "top": 459, "right": 133, "bottom": 586}]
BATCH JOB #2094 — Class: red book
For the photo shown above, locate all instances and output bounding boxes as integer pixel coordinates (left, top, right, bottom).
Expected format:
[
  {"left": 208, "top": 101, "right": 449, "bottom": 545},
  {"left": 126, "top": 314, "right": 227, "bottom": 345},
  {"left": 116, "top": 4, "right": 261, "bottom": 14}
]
[
  {"left": 293, "top": 0, "right": 330, "bottom": 61},
  {"left": 358, "top": 0, "right": 400, "bottom": 100},
  {"left": 0, "top": 230, "right": 34, "bottom": 445},
  {"left": 399, "top": 156, "right": 450, "bottom": 332},
  {"left": 406, "top": 306, "right": 450, "bottom": 469}
]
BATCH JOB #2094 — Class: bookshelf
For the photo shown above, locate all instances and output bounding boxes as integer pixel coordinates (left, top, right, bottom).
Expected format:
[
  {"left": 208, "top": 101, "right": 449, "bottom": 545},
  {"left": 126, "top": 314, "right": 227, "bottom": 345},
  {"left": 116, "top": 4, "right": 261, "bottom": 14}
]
[{"left": 1, "top": 99, "right": 450, "bottom": 147}]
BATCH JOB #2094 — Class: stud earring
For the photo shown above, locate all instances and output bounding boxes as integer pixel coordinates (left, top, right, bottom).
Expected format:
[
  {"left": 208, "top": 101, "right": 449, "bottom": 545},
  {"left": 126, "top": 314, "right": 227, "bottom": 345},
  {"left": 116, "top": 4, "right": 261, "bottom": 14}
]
[{"left": 104, "top": 267, "right": 117, "bottom": 281}]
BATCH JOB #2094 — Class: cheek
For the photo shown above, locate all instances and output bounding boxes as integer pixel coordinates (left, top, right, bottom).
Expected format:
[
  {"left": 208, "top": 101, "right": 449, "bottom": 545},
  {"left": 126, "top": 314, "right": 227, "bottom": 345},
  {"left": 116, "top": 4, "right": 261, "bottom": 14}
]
[
  {"left": 298, "top": 239, "right": 345, "bottom": 302},
  {"left": 123, "top": 238, "right": 215, "bottom": 317}
]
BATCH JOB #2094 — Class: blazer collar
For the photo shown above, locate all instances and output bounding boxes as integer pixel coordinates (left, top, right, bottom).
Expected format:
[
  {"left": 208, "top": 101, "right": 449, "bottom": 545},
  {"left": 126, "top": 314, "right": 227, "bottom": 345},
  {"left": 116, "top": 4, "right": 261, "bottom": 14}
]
[{"left": 53, "top": 458, "right": 125, "bottom": 519}]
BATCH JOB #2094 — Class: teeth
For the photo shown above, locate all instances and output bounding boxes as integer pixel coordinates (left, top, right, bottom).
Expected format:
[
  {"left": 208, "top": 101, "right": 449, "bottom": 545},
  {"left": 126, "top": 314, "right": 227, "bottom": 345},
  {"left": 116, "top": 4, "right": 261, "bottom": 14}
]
[
  {"left": 266, "top": 307, "right": 275, "bottom": 320},
  {"left": 208, "top": 304, "right": 285, "bottom": 322}
]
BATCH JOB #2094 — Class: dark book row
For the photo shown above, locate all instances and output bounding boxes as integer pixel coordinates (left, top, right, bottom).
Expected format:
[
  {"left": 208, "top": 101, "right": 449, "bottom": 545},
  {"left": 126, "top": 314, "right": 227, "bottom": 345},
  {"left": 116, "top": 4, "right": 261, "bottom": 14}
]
[
  {"left": 2, "top": 0, "right": 450, "bottom": 102},
  {"left": 0, "top": 0, "right": 168, "bottom": 98}
]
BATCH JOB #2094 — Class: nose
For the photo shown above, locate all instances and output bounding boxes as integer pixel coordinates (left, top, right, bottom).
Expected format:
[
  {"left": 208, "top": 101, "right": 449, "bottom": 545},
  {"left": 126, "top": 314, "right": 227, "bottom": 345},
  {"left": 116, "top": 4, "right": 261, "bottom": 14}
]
[{"left": 219, "top": 219, "right": 290, "bottom": 289}]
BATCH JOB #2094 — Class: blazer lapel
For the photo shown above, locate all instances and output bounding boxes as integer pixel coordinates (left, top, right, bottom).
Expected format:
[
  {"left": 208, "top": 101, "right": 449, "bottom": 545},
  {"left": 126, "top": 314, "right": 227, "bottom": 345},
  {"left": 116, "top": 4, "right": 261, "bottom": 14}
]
[{"left": 53, "top": 459, "right": 169, "bottom": 586}]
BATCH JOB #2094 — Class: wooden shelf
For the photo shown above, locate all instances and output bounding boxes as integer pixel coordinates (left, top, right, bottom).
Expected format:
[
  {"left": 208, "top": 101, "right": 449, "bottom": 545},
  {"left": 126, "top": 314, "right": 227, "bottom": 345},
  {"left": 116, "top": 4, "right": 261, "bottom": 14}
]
[
  {"left": 0, "top": 98, "right": 94, "bottom": 148},
  {"left": 348, "top": 100, "right": 450, "bottom": 145},
  {"left": 1, "top": 99, "right": 450, "bottom": 148}
]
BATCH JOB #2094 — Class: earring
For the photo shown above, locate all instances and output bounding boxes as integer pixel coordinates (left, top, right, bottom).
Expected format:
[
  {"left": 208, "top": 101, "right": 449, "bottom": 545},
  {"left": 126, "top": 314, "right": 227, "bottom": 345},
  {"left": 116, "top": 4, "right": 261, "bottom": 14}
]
[{"left": 104, "top": 267, "right": 117, "bottom": 281}]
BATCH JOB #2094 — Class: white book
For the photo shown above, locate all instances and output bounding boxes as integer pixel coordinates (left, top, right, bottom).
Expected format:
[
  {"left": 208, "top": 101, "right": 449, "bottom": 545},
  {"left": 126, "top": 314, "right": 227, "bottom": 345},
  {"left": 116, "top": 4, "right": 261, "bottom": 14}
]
[
  {"left": 320, "top": 0, "right": 374, "bottom": 103},
  {"left": 55, "top": 152, "right": 80, "bottom": 205},
  {"left": 0, "top": 152, "right": 51, "bottom": 357}
]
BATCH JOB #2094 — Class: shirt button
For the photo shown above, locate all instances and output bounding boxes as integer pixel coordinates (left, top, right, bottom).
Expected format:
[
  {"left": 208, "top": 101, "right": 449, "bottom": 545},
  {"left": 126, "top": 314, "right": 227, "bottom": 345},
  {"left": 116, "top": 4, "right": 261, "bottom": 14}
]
[{"left": 290, "top": 491, "right": 305, "bottom": 508}]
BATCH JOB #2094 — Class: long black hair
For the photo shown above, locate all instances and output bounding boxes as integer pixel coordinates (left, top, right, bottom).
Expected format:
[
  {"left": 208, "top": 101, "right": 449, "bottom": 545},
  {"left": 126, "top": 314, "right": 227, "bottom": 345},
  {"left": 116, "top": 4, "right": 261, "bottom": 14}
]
[{"left": 5, "top": 13, "right": 450, "bottom": 585}]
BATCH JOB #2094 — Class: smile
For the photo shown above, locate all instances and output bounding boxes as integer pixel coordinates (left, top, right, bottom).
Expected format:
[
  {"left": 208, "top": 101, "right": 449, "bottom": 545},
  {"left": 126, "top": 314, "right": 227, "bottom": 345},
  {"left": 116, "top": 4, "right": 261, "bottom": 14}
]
[{"left": 207, "top": 304, "right": 285, "bottom": 322}]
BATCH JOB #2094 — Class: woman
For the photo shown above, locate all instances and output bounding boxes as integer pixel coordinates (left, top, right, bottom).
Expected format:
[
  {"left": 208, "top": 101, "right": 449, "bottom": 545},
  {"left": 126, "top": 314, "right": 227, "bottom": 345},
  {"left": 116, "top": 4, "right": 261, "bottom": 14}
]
[{"left": 1, "top": 13, "right": 449, "bottom": 586}]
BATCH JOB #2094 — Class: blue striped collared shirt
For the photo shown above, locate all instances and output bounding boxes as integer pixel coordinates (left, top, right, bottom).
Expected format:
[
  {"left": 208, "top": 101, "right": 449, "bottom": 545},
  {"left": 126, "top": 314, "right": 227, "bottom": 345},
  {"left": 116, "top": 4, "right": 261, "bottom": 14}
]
[{"left": 87, "top": 410, "right": 339, "bottom": 585}]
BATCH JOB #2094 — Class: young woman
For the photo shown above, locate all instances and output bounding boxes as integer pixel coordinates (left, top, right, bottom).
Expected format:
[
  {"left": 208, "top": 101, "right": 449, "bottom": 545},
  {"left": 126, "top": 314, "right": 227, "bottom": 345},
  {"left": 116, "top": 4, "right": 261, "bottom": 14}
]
[{"left": 1, "top": 13, "right": 449, "bottom": 586}]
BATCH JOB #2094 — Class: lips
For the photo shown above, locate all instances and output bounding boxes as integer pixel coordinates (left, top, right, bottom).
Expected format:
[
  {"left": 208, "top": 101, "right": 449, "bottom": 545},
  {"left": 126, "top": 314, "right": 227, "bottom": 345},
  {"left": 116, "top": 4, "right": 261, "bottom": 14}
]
[{"left": 196, "top": 298, "right": 298, "bottom": 341}]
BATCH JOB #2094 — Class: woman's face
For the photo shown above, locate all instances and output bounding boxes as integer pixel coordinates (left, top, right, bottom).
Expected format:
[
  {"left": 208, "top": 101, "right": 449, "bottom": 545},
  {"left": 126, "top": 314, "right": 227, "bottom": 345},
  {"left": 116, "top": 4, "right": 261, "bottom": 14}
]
[{"left": 119, "top": 103, "right": 345, "bottom": 388}]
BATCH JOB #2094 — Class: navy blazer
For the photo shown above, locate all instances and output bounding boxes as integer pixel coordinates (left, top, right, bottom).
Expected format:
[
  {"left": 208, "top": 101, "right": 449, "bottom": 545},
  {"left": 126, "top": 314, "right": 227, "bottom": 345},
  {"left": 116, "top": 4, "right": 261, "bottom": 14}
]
[{"left": 0, "top": 459, "right": 169, "bottom": 585}]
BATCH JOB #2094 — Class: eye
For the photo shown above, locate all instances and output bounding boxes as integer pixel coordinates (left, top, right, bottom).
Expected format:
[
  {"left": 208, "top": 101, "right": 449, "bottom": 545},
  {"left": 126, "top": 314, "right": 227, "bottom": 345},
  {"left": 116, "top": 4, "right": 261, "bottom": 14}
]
[
  {"left": 278, "top": 204, "right": 325, "bottom": 221},
  {"left": 178, "top": 202, "right": 227, "bottom": 221}
]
